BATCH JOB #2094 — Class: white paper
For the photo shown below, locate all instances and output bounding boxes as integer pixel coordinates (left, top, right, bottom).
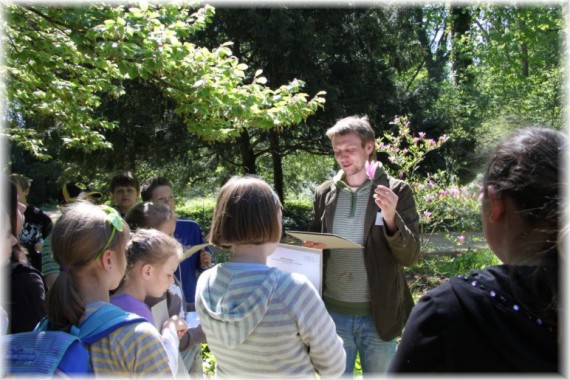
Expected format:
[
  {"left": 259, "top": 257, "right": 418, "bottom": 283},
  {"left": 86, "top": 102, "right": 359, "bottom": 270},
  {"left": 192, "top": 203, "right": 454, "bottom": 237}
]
[
  {"left": 375, "top": 211, "right": 384, "bottom": 226},
  {"left": 267, "top": 244, "right": 323, "bottom": 295}
]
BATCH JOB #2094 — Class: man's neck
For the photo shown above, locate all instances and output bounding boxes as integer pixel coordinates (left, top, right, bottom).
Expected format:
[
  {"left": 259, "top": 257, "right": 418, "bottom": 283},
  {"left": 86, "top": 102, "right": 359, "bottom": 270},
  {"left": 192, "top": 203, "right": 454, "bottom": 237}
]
[{"left": 344, "top": 171, "right": 368, "bottom": 188}]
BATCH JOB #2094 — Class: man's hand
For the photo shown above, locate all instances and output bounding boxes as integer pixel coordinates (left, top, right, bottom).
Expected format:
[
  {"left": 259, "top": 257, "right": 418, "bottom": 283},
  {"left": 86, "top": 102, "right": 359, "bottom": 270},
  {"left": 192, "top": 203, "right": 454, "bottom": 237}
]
[
  {"left": 373, "top": 185, "right": 399, "bottom": 233},
  {"left": 302, "top": 241, "right": 327, "bottom": 250}
]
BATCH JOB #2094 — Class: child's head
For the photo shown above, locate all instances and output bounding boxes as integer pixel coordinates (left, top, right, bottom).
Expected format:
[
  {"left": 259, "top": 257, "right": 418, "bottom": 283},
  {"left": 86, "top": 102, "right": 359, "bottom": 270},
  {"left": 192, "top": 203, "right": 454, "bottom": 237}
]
[
  {"left": 110, "top": 171, "right": 140, "bottom": 214},
  {"left": 125, "top": 228, "right": 182, "bottom": 298},
  {"left": 10, "top": 173, "right": 31, "bottom": 202},
  {"left": 125, "top": 202, "right": 176, "bottom": 236},
  {"left": 140, "top": 177, "right": 175, "bottom": 210},
  {"left": 482, "top": 127, "right": 564, "bottom": 264},
  {"left": 209, "top": 176, "right": 282, "bottom": 249},
  {"left": 47, "top": 201, "right": 130, "bottom": 330}
]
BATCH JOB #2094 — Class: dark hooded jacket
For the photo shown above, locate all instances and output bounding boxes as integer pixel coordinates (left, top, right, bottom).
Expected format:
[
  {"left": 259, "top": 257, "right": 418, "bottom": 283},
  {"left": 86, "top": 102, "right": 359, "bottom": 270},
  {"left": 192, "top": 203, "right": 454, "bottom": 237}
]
[
  {"left": 388, "top": 265, "right": 558, "bottom": 373},
  {"left": 310, "top": 166, "right": 420, "bottom": 341}
]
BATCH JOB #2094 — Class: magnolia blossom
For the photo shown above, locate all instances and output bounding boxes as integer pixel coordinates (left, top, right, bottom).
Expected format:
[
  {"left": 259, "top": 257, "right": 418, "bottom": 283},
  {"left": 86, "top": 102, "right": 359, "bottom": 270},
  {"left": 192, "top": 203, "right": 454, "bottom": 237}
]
[
  {"left": 388, "top": 156, "right": 396, "bottom": 163},
  {"left": 365, "top": 161, "right": 377, "bottom": 181},
  {"left": 423, "top": 210, "right": 432, "bottom": 220},
  {"left": 418, "top": 132, "right": 426, "bottom": 139},
  {"left": 458, "top": 235, "right": 466, "bottom": 245}
]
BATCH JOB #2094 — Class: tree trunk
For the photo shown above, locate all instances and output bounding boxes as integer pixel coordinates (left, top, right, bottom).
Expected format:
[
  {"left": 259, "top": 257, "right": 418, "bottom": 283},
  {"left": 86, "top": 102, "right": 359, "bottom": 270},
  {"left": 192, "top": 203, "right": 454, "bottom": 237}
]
[
  {"left": 451, "top": 6, "right": 474, "bottom": 85},
  {"left": 269, "top": 130, "right": 284, "bottom": 202},
  {"left": 238, "top": 129, "right": 257, "bottom": 175}
]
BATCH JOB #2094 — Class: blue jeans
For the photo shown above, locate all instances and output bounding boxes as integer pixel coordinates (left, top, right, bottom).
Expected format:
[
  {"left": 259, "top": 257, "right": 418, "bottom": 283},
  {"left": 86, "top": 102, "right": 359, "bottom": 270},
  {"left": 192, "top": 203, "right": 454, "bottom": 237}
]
[{"left": 329, "top": 311, "right": 397, "bottom": 376}]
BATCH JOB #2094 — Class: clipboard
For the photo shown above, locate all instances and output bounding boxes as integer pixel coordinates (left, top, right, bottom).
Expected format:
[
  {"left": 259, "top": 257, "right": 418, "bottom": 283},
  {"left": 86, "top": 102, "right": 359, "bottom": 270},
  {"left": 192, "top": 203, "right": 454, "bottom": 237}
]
[
  {"left": 181, "top": 243, "right": 210, "bottom": 261},
  {"left": 285, "top": 230, "right": 363, "bottom": 249}
]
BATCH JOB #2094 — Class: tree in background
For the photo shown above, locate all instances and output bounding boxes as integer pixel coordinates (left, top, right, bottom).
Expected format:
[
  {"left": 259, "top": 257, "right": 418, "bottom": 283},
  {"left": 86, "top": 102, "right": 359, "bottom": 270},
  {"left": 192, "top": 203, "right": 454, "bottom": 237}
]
[
  {"left": 3, "top": 3, "right": 324, "bottom": 161},
  {"left": 5, "top": 4, "right": 563, "bottom": 205}
]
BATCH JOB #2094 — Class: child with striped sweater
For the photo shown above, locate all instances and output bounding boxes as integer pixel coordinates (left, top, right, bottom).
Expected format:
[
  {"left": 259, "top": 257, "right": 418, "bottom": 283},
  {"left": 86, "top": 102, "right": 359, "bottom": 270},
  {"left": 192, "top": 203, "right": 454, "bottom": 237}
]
[{"left": 196, "top": 176, "right": 346, "bottom": 378}]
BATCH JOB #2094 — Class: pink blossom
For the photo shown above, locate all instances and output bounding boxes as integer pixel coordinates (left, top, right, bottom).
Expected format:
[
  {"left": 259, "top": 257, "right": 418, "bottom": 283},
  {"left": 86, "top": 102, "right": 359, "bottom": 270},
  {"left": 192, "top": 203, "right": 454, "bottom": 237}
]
[
  {"left": 439, "top": 135, "right": 449, "bottom": 143},
  {"left": 424, "top": 194, "right": 433, "bottom": 202},
  {"left": 427, "top": 139, "right": 436, "bottom": 147},
  {"left": 402, "top": 148, "right": 409, "bottom": 155},
  {"left": 418, "top": 132, "right": 426, "bottom": 139},
  {"left": 423, "top": 211, "right": 432, "bottom": 220},
  {"left": 413, "top": 137, "right": 420, "bottom": 145},
  {"left": 388, "top": 156, "right": 396, "bottom": 163},
  {"left": 365, "top": 161, "right": 377, "bottom": 181},
  {"left": 458, "top": 235, "right": 466, "bottom": 245},
  {"left": 439, "top": 189, "right": 448, "bottom": 197},
  {"left": 448, "top": 187, "right": 460, "bottom": 196}
]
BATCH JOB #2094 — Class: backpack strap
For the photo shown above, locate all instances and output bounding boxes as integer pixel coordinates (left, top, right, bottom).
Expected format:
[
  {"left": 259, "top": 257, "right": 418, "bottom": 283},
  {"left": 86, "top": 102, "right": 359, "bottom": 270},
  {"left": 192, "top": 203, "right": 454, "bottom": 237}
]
[{"left": 79, "top": 304, "right": 147, "bottom": 344}]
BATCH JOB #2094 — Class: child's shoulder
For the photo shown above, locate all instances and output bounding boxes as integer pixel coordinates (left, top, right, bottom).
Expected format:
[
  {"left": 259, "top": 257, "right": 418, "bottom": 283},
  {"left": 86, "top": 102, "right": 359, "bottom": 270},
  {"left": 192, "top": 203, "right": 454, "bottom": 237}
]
[{"left": 271, "top": 268, "right": 318, "bottom": 296}]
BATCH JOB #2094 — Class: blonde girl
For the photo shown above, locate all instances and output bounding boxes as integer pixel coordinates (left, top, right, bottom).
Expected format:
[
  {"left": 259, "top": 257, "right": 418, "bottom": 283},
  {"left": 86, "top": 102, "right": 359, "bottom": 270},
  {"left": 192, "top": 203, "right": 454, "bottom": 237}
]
[
  {"left": 47, "top": 201, "right": 172, "bottom": 376},
  {"left": 110, "top": 228, "right": 186, "bottom": 375},
  {"left": 125, "top": 202, "right": 206, "bottom": 375}
]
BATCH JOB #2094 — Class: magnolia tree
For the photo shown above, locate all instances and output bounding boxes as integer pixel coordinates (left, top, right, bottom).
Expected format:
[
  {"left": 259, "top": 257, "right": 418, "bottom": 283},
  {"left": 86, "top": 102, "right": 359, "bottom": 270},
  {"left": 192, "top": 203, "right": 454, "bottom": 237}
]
[
  {"left": 374, "top": 116, "right": 482, "bottom": 251},
  {"left": 3, "top": 3, "right": 325, "bottom": 159}
]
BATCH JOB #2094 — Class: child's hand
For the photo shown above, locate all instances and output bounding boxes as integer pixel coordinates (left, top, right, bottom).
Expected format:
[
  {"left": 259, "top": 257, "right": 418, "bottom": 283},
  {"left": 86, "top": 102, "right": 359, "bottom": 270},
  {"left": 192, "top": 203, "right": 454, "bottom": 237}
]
[
  {"left": 200, "top": 249, "right": 213, "bottom": 269},
  {"left": 163, "top": 315, "right": 188, "bottom": 339}
]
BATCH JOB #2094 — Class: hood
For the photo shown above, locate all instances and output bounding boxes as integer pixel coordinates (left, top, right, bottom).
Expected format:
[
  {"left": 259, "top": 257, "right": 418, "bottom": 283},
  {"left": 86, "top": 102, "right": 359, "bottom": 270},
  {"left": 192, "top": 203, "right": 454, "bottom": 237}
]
[
  {"left": 449, "top": 265, "right": 557, "bottom": 372},
  {"left": 196, "top": 264, "right": 280, "bottom": 349}
]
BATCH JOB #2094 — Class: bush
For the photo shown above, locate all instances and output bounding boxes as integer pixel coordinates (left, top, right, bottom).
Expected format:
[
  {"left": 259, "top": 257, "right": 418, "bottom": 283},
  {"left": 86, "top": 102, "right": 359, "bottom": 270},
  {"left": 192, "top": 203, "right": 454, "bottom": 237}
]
[{"left": 177, "top": 197, "right": 313, "bottom": 235}]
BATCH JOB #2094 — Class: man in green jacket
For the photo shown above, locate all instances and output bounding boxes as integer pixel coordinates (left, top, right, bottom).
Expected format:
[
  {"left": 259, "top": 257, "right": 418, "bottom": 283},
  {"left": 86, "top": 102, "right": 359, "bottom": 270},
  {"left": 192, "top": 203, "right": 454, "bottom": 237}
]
[{"left": 305, "top": 115, "right": 420, "bottom": 376}]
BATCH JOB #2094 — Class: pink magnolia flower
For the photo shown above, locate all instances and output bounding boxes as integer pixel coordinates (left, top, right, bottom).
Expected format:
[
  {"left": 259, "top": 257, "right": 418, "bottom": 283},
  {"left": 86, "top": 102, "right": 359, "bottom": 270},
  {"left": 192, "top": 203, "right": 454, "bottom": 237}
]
[
  {"left": 458, "top": 235, "right": 466, "bottom": 245},
  {"left": 365, "top": 161, "right": 377, "bottom": 181},
  {"left": 439, "top": 135, "right": 449, "bottom": 143},
  {"left": 388, "top": 156, "right": 396, "bottom": 163},
  {"left": 418, "top": 132, "right": 426, "bottom": 139},
  {"left": 427, "top": 139, "right": 436, "bottom": 147},
  {"left": 413, "top": 137, "right": 420, "bottom": 145},
  {"left": 423, "top": 211, "right": 432, "bottom": 220},
  {"left": 424, "top": 194, "right": 433, "bottom": 202}
]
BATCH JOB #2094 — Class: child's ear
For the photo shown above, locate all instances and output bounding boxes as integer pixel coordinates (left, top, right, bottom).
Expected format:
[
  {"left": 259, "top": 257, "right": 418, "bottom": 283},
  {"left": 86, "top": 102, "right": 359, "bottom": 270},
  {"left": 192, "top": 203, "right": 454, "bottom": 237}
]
[
  {"left": 141, "top": 263, "right": 153, "bottom": 280},
  {"left": 101, "top": 250, "right": 114, "bottom": 271},
  {"left": 486, "top": 185, "right": 506, "bottom": 224}
]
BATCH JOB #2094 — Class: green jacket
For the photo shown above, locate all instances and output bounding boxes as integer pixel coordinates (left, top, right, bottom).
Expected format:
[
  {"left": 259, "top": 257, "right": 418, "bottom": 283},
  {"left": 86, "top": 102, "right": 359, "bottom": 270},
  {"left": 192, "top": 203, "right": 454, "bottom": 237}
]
[{"left": 310, "top": 169, "right": 420, "bottom": 341}]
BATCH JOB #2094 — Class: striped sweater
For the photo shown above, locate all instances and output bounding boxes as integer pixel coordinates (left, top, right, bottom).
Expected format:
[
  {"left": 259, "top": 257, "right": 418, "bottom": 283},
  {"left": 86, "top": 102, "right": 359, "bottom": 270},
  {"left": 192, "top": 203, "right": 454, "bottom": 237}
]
[
  {"left": 82, "top": 302, "right": 172, "bottom": 377},
  {"left": 196, "top": 262, "right": 346, "bottom": 378}
]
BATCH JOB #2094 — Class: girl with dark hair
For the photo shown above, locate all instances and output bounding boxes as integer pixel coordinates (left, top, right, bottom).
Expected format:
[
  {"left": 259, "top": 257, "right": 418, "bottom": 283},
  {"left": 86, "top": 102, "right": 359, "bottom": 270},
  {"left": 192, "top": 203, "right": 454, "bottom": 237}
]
[
  {"left": 389, "top": 127, "right": 564, "bottom": 373},
  {"left": 6, "top": 179, "right": 47, "bottom": 333}
]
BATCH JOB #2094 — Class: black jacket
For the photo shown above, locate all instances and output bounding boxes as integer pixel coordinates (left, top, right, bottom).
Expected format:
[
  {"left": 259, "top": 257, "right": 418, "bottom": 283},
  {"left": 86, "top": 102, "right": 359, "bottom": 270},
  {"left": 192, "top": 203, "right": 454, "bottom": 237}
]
[{"left": 389, "top": 265, "right": 558, "bottom": 373}]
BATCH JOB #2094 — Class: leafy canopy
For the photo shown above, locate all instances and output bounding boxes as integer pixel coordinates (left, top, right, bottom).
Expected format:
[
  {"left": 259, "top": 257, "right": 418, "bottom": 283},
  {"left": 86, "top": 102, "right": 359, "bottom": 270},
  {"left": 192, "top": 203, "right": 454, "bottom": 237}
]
[{"left": 3, "top": 3, "right": 325, "bottom": 159}]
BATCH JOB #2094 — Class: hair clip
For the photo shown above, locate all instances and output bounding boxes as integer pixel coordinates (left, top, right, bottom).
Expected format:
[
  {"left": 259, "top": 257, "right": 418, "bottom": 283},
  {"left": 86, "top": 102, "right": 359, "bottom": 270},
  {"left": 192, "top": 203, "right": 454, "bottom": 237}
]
[{"left": 94, "top": 205, "right": 124, "bottom": 260}]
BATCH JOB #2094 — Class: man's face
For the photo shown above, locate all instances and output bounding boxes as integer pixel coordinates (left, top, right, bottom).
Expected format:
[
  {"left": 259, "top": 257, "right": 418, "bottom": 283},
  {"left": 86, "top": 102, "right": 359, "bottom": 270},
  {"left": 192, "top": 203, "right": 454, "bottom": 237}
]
[
  {"left": 111, "top": 186, "right": 139, "bottom": 213},
  {"left": 150, "top": 185, "right": 175, "bottom": 211},
  {"left": 331, "top": 133, "right": 373, "bottom": 178}
]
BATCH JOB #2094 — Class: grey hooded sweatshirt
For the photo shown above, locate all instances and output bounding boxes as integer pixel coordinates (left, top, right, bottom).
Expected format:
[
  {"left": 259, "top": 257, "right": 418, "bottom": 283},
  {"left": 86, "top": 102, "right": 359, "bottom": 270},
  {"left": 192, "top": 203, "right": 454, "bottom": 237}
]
[{"left": 196, "top": 262, "right": 346, "bottom": 378}]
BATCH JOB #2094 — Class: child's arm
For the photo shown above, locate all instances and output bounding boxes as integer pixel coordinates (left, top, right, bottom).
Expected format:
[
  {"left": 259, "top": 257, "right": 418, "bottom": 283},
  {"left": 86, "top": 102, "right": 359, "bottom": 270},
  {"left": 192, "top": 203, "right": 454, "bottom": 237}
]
[{"left": 161, "top": 316, "right": 188, "bottom": 374}]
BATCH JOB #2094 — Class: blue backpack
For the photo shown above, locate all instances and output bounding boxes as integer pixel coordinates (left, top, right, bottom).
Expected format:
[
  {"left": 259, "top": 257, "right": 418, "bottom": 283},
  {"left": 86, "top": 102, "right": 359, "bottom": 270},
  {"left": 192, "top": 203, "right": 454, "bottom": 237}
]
[{"left": 4, "top": 304, "right": 146, "bottom": 376}]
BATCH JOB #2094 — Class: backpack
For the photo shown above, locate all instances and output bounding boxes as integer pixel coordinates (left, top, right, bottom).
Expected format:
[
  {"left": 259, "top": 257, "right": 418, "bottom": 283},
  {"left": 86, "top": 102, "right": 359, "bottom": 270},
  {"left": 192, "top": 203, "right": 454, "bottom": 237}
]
[{"left": 4, "top": 303, "right": 146, "bottom": 376}]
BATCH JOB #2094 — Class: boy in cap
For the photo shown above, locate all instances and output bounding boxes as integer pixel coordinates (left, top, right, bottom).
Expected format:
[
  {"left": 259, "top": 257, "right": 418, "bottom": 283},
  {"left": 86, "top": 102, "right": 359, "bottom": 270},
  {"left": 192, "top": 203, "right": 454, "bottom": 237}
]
[{"left": 42, "top": 182, "right": 102, "bottom": 287}]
